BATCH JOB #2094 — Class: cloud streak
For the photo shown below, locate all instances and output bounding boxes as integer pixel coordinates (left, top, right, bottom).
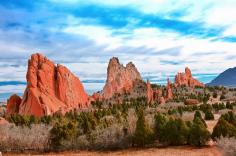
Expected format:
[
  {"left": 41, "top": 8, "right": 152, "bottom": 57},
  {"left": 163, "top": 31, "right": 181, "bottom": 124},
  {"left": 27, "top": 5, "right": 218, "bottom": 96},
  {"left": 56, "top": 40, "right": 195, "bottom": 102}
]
[{"left": 0, "top": 0, "right": 236, "bottom": 101}]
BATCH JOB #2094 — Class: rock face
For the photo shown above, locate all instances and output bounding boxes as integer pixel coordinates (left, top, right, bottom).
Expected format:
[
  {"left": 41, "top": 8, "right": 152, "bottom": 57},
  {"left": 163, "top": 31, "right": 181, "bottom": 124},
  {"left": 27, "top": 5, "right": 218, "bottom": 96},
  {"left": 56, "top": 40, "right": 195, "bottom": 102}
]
[
  {"left": 146, "top": 80, "right": 153, "bottom": 103},
  {"left": 8, "top": 53, "right": 89, "bottom": 117},
  {"left": 147, "top": 79, "right": 174, "bottom": 104},
  {"left": 101, "top": 57, "right": 142, "bottom": 99},
  {"left": 166, "top": 78, "right": 173, "bottom": 100},
  {"left": 6, "top": 94, "right": 22, "bottom": 115},
  {"left": 174, "top": 67, "right": 205, "bottom": 88}
]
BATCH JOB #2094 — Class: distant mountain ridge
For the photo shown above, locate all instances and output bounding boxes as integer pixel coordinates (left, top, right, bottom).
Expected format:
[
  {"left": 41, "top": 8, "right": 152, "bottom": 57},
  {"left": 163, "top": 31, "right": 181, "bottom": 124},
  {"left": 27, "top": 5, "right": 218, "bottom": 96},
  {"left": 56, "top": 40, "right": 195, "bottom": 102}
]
[{"left": 207, "top": 67, "right": 236, "bottom": 87}]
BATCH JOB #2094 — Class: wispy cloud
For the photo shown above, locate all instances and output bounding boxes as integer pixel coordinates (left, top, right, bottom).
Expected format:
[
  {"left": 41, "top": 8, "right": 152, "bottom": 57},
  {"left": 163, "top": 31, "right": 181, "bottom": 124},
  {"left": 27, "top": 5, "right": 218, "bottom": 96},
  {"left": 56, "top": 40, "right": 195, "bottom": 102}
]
[{"left": 0, "top": 0, "right": 236, "bottom": 98}]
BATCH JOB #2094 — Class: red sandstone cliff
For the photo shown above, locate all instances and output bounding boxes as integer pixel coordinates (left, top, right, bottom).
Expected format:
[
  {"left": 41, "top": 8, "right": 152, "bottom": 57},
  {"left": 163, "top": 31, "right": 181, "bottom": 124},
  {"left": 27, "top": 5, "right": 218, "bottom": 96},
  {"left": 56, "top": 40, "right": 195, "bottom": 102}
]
[
  {"left": 174, "top": 67, "right": 205, "bottom": 88},
  {"left": 7, "top": 53, "right": 89, "bottom": 117},
  {"left": 101, "top": 57, "right": 142, "bottom": 99}
]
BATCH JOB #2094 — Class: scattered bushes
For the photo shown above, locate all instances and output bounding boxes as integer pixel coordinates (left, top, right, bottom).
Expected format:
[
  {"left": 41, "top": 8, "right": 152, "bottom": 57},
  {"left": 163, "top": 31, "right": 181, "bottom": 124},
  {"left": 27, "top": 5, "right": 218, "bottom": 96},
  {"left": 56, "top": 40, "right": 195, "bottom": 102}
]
[{"left": 154, "top": 112, "right": 210, "bottom": 147}]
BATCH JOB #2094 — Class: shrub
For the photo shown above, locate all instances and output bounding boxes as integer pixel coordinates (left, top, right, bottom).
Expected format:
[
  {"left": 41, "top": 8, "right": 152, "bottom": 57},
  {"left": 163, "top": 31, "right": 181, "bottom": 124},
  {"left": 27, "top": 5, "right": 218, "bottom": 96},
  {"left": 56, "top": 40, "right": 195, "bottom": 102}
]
[
  {"left": 161, "top": 118, "right": 189, "bottom": 145},
  {"left": 213, "top": 92, "right": 218, "bottom": 98},
  {"left": 50, "top": 121, "right": 78, "bottom": 150},
  {"left": 0, "top": 124, "right": 51, "bottom": 151},
  {"left": 204, "top": 110, "right": 214, "bottom": 120},
  {"left": 154, "top": 112, "right": 168, "bottom": 140},
  {"left": 221, "top": 111, "right": 236, "bottom": 127},
  {"left": 8, "top": 114, "right": 38, "bottom": 127},
  {"left": 226, "top": 102, "right": 233, "bottom": 110},
  {"left": 220, "top": 94, "right": 226, "bottom": 100},
  {"left": 132, "top": 109, "right": 154, "bottom": 147},
  {"left": 193, "top": 111, "right": 207, "bottom": 127},
  {"left": 211, "top": 118, "right": 236, "bottom": 140},
  {"left": 189, "top": 117, "right": 211, "bottom": 147}
]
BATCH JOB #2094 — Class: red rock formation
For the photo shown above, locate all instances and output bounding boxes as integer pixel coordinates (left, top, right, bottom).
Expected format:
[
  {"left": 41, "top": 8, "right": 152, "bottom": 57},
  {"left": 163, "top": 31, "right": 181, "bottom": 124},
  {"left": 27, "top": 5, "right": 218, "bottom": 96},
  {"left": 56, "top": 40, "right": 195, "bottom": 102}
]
[
  {"left": 146, "top": 80, "right": 153, "bottom": 103},
  {"left": 184, "top": 99, "right": 199, "bottom": 105},
  {"left": 6, "top": 94, "right": 22, "bottom": 115},
  {"left": 174, "top": 67, "right": 205, "bottom": 88},
  {"left": 101, "top": 57, "right": 142, "bottom": 99},
  {"left": 11, "top": 53, "right": 89, "bottom": 117},
  {"left": 166, "top": 78, "right": 173, "bottom": 100}
]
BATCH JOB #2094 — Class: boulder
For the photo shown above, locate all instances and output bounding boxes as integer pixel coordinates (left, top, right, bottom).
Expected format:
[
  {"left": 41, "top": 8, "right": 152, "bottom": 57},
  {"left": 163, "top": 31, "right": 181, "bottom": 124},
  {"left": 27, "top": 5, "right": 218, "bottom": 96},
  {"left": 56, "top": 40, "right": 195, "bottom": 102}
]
[{"left": 184, "top": 99, "right": 200, "bottom": 105}]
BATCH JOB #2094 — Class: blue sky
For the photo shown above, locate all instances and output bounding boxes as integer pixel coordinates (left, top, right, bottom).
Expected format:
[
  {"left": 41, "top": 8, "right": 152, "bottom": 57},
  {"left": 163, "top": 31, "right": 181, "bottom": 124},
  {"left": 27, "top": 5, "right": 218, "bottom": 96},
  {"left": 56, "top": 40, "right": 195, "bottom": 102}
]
[{"left": 0, "top": 0, "right": 236, "bottom": 101}]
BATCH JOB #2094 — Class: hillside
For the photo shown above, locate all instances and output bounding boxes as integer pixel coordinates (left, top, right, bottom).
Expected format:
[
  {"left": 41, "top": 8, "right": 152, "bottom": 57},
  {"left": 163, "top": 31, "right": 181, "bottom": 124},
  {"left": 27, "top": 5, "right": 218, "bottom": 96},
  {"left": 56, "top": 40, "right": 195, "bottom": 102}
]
[{"left": 208, "top": 67, "right": 236, "bottom": 87}]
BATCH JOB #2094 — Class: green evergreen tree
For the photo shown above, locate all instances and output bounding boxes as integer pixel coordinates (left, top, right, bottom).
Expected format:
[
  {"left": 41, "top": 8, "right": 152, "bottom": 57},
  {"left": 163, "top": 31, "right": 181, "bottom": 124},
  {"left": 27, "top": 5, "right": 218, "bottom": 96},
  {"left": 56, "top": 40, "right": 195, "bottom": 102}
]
[
  {"left": 161, "top": 118, "right": 189, "bottom": 145},
  {"left": 133, "top": 109, "right": 153, "bottom": 147},
  {"left": 204, "top": 110, "right": 214, "bottom": 120},
  {"left": 193, "top": 111, "right": 207, "bottom": 127},
  {"left": 189, "top": 117, "right": 211, "bottom": 147},
  {"left": 212, "top": 118, "right": 236, "bottom": 140},
  {"left": 154, "top": 112, "right": 168, "bottom": 139}
]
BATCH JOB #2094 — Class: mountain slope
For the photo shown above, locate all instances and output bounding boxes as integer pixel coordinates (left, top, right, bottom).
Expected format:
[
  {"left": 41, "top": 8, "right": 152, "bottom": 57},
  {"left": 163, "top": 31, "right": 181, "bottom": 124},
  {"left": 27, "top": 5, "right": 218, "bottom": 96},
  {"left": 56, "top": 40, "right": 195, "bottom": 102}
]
[{"left": 208, "top": 67, "right": 236, "bottom": 87}]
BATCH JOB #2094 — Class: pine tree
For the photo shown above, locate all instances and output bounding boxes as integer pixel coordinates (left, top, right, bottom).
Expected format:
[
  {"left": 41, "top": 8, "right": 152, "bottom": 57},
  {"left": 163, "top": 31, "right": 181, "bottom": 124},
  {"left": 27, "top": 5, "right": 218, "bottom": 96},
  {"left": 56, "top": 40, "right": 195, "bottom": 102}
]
[
  {"left": 189, "top": 117, "right": 211, "bottom": 147},
  {"left": 133, "top": 109, "right": 153, "bottom": 147},
  {"left": 212, "top": 118, "right": 236, "bottom": 140}
]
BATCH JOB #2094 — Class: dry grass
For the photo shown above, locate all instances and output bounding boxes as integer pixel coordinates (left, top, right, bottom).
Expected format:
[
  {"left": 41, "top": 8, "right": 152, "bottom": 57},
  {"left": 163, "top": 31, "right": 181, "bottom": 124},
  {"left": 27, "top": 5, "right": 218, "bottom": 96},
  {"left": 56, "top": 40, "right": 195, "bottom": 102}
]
[
  {"left": 216, "top": 137, "right": 236, "bottom": 156},
  {"left": 205, "top": 114, "right": 220, "bottom": 133},
  {"left": 0, "top": 124, "right": 51, "bottom": 151}
]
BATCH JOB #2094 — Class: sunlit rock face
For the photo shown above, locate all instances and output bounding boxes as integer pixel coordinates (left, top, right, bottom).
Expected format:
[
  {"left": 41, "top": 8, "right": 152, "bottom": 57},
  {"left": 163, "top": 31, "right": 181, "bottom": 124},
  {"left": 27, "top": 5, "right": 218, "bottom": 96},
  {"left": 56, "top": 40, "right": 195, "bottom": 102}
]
[
  {"left": 6, "top": 94, "right": 22, "bottom": 116},
  {"left": 166, "top": 78, "right": 173, "bottom": 100},
  {"left": 174, "top": 67, "right": 205, "bottom": 88},
  {"left": 146, "top": 80, "right": 153, "bottom": 103},
  {"left": 101, "top": 57, "right": 142, "bottom": 99},
  {"left": 7, "top": 53, "right": 89, "bottom": 117}
]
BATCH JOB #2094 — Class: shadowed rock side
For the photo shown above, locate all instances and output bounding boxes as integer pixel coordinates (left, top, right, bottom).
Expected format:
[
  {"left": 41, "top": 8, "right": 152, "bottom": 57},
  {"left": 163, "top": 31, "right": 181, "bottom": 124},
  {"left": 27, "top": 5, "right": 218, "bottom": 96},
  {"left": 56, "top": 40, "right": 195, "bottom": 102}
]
[
  {"left": 7, "top": 53, "right": 89, "bottom": 117},
  {"left": 101, "top": 57, "right": 142, "bottom": 99},
  {"left": 174, "top": 67, "right": 205, "bottom": 88}
]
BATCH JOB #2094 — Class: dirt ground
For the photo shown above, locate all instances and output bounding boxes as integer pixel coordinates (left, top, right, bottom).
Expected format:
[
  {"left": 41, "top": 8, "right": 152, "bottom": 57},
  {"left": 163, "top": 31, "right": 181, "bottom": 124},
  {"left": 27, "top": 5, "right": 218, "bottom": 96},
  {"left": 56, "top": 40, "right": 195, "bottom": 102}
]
[
  {"left": 206, "top": 114, "right": 220, "bottom": 133},
  {"left": 4, "top": 146, "right": 222, "bottom": 156}
]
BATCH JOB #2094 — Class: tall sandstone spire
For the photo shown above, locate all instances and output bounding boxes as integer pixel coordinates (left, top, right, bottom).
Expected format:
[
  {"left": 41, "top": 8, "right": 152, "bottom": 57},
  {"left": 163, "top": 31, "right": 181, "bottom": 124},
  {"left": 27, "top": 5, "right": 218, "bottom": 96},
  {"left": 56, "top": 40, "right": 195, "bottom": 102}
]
[
  {"left": 166, "top": 78, "right": 173, "bottom": 100},
  {"left": 101, "top": 57, "right": 142, "bottom": 99},
  {"left": 7, "top": 53, "right": 89, "bottom": 117}
]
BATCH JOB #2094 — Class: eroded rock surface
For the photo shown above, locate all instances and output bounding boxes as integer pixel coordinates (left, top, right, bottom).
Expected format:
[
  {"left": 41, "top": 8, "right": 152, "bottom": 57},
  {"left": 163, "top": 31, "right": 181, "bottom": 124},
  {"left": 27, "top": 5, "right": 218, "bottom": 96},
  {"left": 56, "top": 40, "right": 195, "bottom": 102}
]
[
  {"left": 7, "top": 53, "right": 89, "bottom": 117},
  {"left": 6, "top": 94, "right": 22, "bottom": 116},
  {"left": 174, "top": 67, "right": 205, "bottom": 88},
  {"left": 101, "top": 57, "right": 142, "bottom": 99}
]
